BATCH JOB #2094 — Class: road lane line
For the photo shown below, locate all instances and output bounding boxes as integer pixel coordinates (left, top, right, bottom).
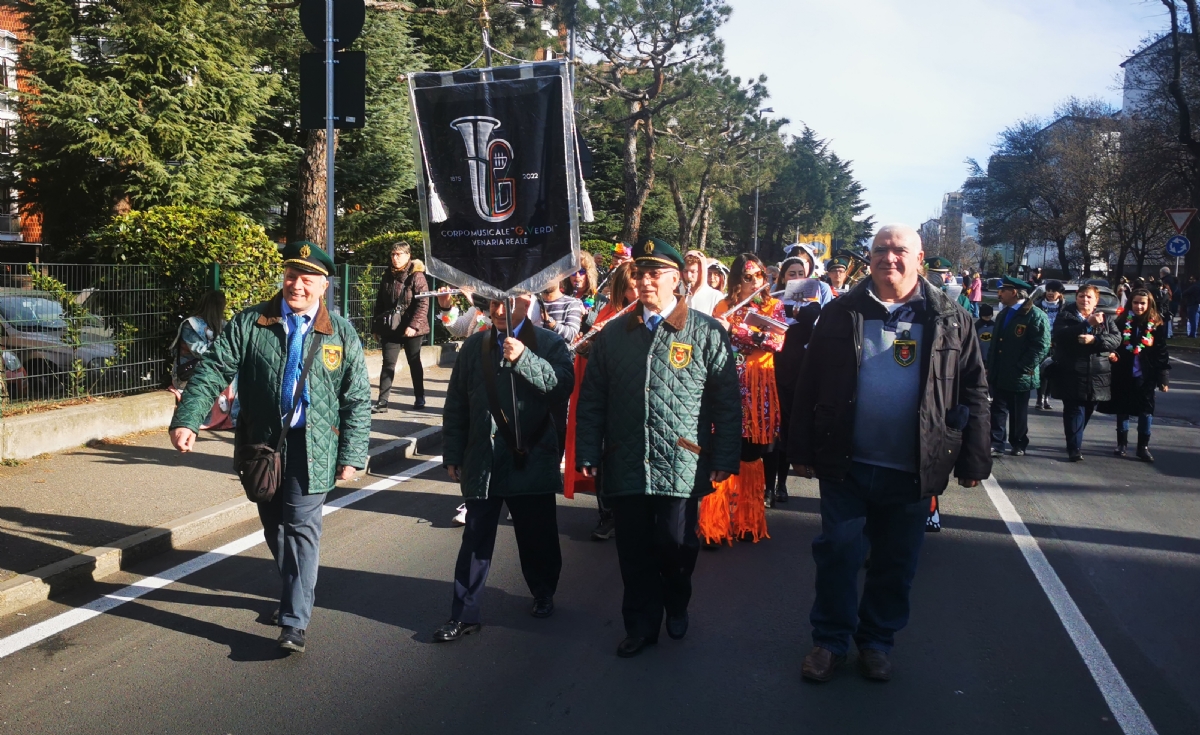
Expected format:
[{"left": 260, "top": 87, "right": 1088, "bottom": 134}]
[
  {"left": 0, "top": 458, "right": 443, "bottom": 660},
  {"left": 983, "top": 476, "right": 1158, "bottom": 735},
  {"left": 1171, "top": 355, "right": 1199, "bottom": 369}
]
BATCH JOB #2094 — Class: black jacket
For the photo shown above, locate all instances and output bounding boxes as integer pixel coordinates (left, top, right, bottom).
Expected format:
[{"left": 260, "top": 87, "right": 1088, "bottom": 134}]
[
  {"left": 1050, "top": 305, "right": 1120, "bottom": 403},
  {"left": 372, "top": 264, "right": 430, "bottom": 340},
  {"left": 775, "top": 301, "right": 821, "bottom": 446},
  {"left": 788, "top": 278, "right": 992, "bottom": 499},
  {"left": 1098, "top": 316, "right": 1170, "bottom": 416}
]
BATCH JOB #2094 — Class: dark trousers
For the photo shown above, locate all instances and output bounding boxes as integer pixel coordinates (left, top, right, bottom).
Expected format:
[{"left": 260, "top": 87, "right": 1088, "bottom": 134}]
[
  {"left": 379, "top": 336, "right": 424, "bottom": 403},
  {"left": 1062, "top": 400, "right": 1097, "bottom": 454},
  {"left": 258, "top": 429, "right": 325, "bottom": 629},
  {"left": 990, "top": 389, "right": 1031, "bottom": 451},
  {"left": 811, "top": 462, "right": 928, "bottom": 656},
  {"left": 451, "top": 494, "right": 562, "bottom": 624},
  {"left": 610, "top": 495, "right": 700, "bottom": 640}
]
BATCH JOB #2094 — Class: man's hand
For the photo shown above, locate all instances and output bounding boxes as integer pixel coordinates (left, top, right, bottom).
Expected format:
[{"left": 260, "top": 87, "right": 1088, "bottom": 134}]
[
  {"left": 1078, "top": 334, "right": 1095, "bottom": 345},
  {"left": 404, "top": 327, "right": 417, "bottom": 338},
  {"left": 791, "top": 463, "right": 814, "bottom": 479},
  {"left": 579, "top": 466, "right": 597, "bottom": 478},
  {"left": 710, "top": 470, "right": 731, "bottom": 483},
  {"left": 716, "top": 317, "right": 730, "bottom": 331},
  {"left": 337, "top": 465, "right": 357, "bottom": 481},
  {"left": 958, "top": 478, "right": 980, "bottom": 488},
  {"left": 1087, "top": 312, "right": 1105, "bottom": 326},
  {"left": 446, "top": 465, "right": 461, "bottom": 482},
  {"left": 502, "top": 337, "right": 525, "bottom": 363},
  {"left": 1161, "top": 384, "right": 1170, "bottom": 393},
  {"left": 170, "top": 427, "right": 196, "bottom": 453},
  {"left": 1108, "top": 352, "right": 1119, "bottom": 363}
]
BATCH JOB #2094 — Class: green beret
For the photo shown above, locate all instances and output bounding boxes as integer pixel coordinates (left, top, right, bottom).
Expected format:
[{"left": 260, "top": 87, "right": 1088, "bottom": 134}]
[
  {"left": 923, "top": 255, "right": 953, "bottom": 272},
  {"left": 634, "top": 237, "right": 684, "bottom": 270},
  {"left": 1001, "top": 275, "right": 1033, "bottom": 291},
  {"left": 281, "top": 240, "right": 334, "bottom": 276},
  {"left": 827, "top": 256, "right": 850, "bottom": 270}
]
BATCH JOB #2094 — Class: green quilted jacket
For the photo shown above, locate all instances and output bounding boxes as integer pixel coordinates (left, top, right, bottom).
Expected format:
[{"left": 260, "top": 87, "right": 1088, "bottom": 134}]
[
  {"left": 170, "top": 293, "right": 372, "bottom": 494},
  {"left": 442, "top": 323, "right": 574, "bottom": 499},
  {"left": 574, "top": 304, "right": 742, "bottom": 499},
  {"left": 986, "top": 298, "right": 1051, "bottom": 393}
]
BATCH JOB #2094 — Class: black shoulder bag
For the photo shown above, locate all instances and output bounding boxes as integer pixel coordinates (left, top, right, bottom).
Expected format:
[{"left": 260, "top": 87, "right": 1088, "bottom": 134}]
[{"left": 235, "top": 338, "right": 321, "bottom": 503}]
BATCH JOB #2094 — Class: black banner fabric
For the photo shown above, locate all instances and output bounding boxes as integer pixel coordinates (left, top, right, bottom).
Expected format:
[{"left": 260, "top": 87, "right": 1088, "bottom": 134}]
[{"left": 410, "top": 61, "right": 580, "bottom": 300}]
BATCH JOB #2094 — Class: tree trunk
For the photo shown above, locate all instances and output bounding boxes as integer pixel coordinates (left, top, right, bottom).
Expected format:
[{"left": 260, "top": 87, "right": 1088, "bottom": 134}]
[
  {"left": 1055, "top": 236, "right": 1072, "bottom": 279},
  {"left": 297, "top": 129, "right": 338, "bottom": 246},
  {"left": 668, "top": 173, "right": 692, "bottom": 248},
  {"left": 697, "top": 196, "right": 711, "bottom": 252}
]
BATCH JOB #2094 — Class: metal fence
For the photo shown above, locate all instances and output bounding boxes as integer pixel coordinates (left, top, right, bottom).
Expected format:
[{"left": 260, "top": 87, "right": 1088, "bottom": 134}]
[{"left": 0, "top": 262, "right": 451, "bottom": 415}]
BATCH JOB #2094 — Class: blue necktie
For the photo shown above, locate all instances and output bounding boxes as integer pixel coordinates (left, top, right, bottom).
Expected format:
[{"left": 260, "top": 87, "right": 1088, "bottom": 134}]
[
  {"left": 646, "top": 313, "right": 662, "bottom": 332},
  {"left": 281, "top": 313, "right": 307, "bottom": 417}
]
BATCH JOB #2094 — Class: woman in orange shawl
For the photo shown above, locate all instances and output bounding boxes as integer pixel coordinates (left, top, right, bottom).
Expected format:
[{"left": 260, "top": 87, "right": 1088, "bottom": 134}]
[
  {"left": 565, "top": 259, "right": 637, "bottom": 540},
  {"left": 700, "top": 254, "right": 786, "bottom": 546}
]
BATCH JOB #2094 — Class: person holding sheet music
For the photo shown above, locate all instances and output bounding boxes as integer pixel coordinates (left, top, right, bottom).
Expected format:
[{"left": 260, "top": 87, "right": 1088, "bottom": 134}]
[{"left": 701, "top": 254, "right": 787, "bottom": 546}]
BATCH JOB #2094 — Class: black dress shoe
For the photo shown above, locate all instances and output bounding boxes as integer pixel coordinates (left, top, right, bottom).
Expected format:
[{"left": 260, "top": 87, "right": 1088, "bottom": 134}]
[
  {"left": 774, "top": 485, "right": 789, "bottom": 503},
  {"left": 531, "top": 597, "right": 554, "bottom": 618},
  {"left": 801, "top": 646, "right": 845, "bottom": 682},
  {"left": 278, "top": 626, "right": 306, "bottom": 653},
  {"left": 666, "top": 612, "right": 689, "bottom": 640},
  {"left": 857, "top": 648, "right": 892, "bottom": 681},
  {"left": 414, "top": 397, "right": 427, "bottom": 410},
  {"left": 433, "top": 620, "right": 481, "bottom": 642},
  {"left": 371, "top": 402, "right": 388, "bottom": 414},
  {"left": 1012, "top": 449, "right": 1026, "bottom": 456},
  {"left": 270, "top": 608, "right": 280, "bottom": 626},
  {"left": 616, "top": 636, "right": 657, "bottom": 658},
  {"left": 1069, "top": 452, "right": 1083, "bottom": 462}
]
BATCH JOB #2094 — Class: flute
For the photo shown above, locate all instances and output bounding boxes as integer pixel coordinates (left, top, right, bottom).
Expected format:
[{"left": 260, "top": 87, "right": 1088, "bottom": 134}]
[
  {"left": 568, "top": 300, "right": 639, "bottom": 350},
  {"left": 719, "top": 285, "right": 786, "bottom": 318},
  {"left": 412, "top": 288, "right": 464, "bottom": 299}
]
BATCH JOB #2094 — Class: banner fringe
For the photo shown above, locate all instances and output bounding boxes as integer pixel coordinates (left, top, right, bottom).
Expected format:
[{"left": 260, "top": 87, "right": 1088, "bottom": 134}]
[
  {"left": 579, "top": 176, "right": 595, "bottom": 223},
  {"left": 427, "top": 179, "right": 449, "bottom": 223}
]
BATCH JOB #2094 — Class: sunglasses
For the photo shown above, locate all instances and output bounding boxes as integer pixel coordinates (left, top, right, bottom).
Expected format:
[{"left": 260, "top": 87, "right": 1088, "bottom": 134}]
[
  {"left": 742, "top": 271, "right": 765, "bottom": 283},
  {"left": 572, "top": 269, "right": 586, "bottom": 277}
]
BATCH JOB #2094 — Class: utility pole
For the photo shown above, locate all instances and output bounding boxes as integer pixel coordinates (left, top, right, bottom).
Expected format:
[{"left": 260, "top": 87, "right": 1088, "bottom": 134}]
[
  {"left": 324, "top": 0, "right": 336, "bottom": 307},
  {"left": 752, "top": 107, "right": 773, "bottom": 256}
]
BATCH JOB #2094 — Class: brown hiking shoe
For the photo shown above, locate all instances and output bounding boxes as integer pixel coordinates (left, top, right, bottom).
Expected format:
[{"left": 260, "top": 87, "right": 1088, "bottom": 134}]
[{"left": 801, "top": 646, "right": 846, "bottom": 682}]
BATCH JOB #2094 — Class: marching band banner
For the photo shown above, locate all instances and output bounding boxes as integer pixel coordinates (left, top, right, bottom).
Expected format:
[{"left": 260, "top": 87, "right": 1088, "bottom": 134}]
[{"left": 408, "top": 60, "right": 581, "bottom": 301}]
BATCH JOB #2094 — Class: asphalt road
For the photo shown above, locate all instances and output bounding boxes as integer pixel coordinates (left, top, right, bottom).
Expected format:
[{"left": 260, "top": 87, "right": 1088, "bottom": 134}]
[{"left": 0, "top": 370, "right": 1197, "bottom": 735}]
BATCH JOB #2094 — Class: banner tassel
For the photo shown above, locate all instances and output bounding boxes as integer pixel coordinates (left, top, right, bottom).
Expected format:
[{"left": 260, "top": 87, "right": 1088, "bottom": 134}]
[
  {"left": 427, "top": 179, "right": 449, "bottom": 223},
  {"left": 579, "top": 176, "right": 595, "bottom": 223}
]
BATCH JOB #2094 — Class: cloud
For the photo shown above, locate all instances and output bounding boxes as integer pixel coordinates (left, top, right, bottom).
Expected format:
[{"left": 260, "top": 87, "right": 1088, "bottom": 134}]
[{"left": 720, "top": 0, "right": 1166, "bottom": 227}]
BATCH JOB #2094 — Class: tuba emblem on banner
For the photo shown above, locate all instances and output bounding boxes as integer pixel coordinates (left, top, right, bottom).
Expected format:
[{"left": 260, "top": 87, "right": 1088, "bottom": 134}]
[{"left": 451, "top": 116, "right": 516, "bottom": 223}]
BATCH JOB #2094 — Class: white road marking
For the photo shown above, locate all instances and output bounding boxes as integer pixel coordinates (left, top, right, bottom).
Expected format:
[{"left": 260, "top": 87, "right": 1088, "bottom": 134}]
[
  {"left": 983, "top": 476, "right": 1158, "bottom": 735},
  {"left": 0, "top": 458, "right": 443, "bottom": 660},
  {"left": 1171, "top": 355, "right": 1200, "bottom": 369}
]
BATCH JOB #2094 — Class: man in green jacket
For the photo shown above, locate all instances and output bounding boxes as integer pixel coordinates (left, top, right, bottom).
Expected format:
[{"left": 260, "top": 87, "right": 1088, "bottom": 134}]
[
  {"left": 987, "top": 275, "right": 1051, "bottom": 457},
  {"left": 575, "top": 238, "right": 741, "bottom": 658},
  {"left": 169, "top": 242, "right": 371, "bottom": 654},
  {"left": 435, "top": 294, "right": 574, "bottom": 642}
]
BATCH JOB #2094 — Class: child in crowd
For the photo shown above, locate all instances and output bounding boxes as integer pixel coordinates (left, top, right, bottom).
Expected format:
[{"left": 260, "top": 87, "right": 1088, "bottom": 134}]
[{"left": 976, "top": 303, "right": 995, "bottom": 364}]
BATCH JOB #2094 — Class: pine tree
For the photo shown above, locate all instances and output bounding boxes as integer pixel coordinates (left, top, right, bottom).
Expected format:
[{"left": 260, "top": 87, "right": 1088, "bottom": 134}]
[{"left": 14, "top": 0, "right": 282, "bottom": 256}]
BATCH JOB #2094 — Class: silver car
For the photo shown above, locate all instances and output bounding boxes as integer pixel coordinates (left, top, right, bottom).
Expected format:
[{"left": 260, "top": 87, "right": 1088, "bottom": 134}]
[{"left": 0, "top": 289, "right": 118, "bottom": 399}]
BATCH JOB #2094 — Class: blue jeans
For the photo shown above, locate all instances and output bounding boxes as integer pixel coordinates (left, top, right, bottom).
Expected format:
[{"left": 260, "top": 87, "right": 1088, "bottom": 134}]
[
  {"left": 811, "top": 462, "right": 928, "bottom": 656},
  {"left": 1188, "top": 305, "right": 1200, "bottom": 338},
  {"left": 258, "top": 429, "right": 326, "bottom": 629},
  {"left": 1061, "top": 400, "right": 1096, "bottom": 455},
  {"left": 1117, "top": 413, "right": 1153, "bottom": 437}
]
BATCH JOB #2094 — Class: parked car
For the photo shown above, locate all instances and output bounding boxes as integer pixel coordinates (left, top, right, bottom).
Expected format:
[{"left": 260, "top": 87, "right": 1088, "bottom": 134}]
[
  {"left": 0, "top": 289, "right": 118, "bottom": 400},
  {"left": 1, "top": 349, "right": 27, "bottom": 401},
  {"left": 1027, "top": 282, "right": 1121, "bottom": 318}
]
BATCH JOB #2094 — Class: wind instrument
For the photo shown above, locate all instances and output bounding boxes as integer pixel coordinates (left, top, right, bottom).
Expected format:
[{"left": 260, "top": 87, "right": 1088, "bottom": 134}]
[{"left": 568, "top": 299, "right": 638, "bottom": 350}]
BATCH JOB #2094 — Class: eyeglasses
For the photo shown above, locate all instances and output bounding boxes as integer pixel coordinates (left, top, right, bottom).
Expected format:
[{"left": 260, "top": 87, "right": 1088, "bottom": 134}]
[{"left": 636, "top": 268, "right": 672, "bottom": 280}]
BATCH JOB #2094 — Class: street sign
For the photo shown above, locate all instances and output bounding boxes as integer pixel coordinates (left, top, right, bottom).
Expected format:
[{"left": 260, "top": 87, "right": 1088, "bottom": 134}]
[
  {"left": 1166, "top": 235, "right": 1191, "bottom": 257},
  {"left": 1165, "top": 208, "right": 1198, "bottom": 234},
  {"left": 299, "top": 51, "right": 366, "bottom": 129},
  {"left": 299, "top": 0, "right": 364, "bottom": 50}
]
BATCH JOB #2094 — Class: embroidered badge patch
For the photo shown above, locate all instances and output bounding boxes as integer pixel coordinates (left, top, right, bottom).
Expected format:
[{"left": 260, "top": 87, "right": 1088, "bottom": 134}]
[
  {"left": 980, "top": 332, "right": 993, "bottom": 342},
  {"left": 1015, "top": 324, "right": 1027, "bottom": 337},
  {"left": 299, "top": 244, "right": 311, "bottom": 258},
  {"left": 669, "top": 341, "right": 693, "bottom": 369},
  {"left": 322, "top": 344, "right": 343, "bottom": 371},
  {"left": 894, "top": 339, "right": 917, "bottom": 367}
]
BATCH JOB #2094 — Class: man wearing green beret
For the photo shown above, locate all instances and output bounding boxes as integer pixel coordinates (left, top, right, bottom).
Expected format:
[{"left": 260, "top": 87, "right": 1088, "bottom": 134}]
[
  {"left": 169, "top": 241, "right": 371, "bottom": 654},
  {"left": 575, "top": 237, "right": 742, "bottom": 658},
  {"left": 924, "top": 255, "right": 973, "bottom": 311},
  {"left": 986, "top": 275, "right": 1051, "bottom": 457},
  {"left": 826, "top": 257, "right": 851, "bottom": 296}
]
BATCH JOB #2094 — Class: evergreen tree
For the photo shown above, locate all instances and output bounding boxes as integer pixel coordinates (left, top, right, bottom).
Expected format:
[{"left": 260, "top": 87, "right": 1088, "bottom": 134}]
[{"left": 14, "top": 0, "right": 282, "bottom": 256}]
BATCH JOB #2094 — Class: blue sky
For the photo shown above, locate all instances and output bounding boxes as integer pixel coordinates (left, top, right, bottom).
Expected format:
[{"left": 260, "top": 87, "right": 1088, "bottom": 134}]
[{"left": 719, "top": 0, "right": 1170, "bottom": 230}]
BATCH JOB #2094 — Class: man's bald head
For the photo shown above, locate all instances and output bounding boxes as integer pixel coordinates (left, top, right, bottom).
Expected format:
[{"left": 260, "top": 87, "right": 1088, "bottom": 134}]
[{"left": 869, "top": 223, "right": 925, "bottom": 301}]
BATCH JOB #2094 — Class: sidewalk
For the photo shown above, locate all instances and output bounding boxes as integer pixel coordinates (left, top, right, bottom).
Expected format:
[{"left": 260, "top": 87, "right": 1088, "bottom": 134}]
[{"left": 0, "top": 354, "right": 450, "bottom": 615}]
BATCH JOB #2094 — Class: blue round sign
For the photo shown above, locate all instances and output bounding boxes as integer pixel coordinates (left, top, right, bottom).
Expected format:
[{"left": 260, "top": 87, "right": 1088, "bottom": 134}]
[{"left": 1166, "top": 235, "right": 1191, "bottom": 257}]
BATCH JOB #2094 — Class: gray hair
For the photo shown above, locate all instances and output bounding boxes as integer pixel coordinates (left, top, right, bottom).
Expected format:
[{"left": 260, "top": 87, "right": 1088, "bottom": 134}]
[{"left": 872, "top": 223, "right": 922, "bottom": 249}]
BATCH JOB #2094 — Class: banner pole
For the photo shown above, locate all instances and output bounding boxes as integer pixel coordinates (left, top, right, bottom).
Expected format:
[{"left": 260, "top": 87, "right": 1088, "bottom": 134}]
[
  {"left": 481, "top": 0, "right": 492, "bottom": 67},
  {"left": 325, "top": 0, "right": 337, "bottom": 309},
  {"left": 505, "top": 297, "right": 522, "bottom": 450}
]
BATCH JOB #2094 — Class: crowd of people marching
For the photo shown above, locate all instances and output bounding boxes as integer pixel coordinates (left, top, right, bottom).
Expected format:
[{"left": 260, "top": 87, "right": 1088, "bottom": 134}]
[{"left": 168, "top": 226, "right": 1173, "bottom": 682}]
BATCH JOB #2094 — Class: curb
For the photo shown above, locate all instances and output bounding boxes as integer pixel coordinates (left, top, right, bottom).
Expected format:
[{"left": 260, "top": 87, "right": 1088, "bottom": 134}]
[{"left": 0, "top": 427, "right": 442, "bottom": 620}]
